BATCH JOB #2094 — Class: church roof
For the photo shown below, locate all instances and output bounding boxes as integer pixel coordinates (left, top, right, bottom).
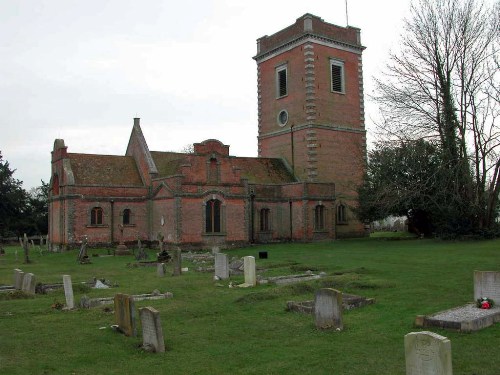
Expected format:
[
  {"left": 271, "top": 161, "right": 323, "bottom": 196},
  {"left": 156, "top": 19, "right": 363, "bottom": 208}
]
[
  {"left": 150, "top": 151, "right": 296, "bottom": 184},
  {"left": 68, "top": 153, "right": 144, "bottom": 186}
]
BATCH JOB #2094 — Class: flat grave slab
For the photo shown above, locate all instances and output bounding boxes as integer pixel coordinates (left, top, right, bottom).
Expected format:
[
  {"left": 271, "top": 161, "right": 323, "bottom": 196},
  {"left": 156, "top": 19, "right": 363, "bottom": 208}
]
[{"left": 415, "top": 303, "right": 500, "bottom": 332}]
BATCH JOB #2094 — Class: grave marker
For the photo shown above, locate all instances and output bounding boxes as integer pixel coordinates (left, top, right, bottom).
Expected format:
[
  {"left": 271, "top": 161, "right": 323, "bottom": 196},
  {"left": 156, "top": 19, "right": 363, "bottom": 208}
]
[
  {"left": 405, "top": 331, "right": 452, "bottom": 375},
  {"left": 314, "top": 288, "right": 343, "bottom": 330},
  {"left": 22, "top": 272, "right": 36, "bottom": 294},
  {"left": 63, "top": 275, "right": 74, "bottom": 309},
  {"left": 139, "top": 307, "right": 165, "bottom": 353},
  {"left": 14, "top": 269, "right": 24, "bottom": 290},
  {"left": 244, "top": 256, "right": 256, "bottom": 286},
  {"left": 474, "top": 271, "right": 500, "bottom": 305},
  {"left": 157, "top": 263, "right": 166, "bottom": 277},
  {"left": 114, "top": 293, "right": 136, "bottom": 336},
  {"left": 215, "top": 253, "right": 229, "bottom": 280}
]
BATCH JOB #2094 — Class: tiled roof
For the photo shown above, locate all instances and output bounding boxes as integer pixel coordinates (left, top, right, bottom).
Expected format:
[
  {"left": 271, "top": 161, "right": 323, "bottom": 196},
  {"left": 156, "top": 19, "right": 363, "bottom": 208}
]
[
  {"left": 68, "top": 153, "right": 143, "bottom": 186},
  {"left": 151, "top": 151, "right": 296, "bottom": 184}
]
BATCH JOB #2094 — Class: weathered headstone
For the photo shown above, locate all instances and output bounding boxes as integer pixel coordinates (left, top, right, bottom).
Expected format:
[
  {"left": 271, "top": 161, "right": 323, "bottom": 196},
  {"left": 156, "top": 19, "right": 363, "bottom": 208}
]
[
  {"left": 14, "top": 269, "right": 24, "bottom": 290},
  {"left": 114, "top": 293, "right": 136, "bottom": 336},
  {"left": 77, "top": 237, "right": 89, "bottom": 263},
  {"left": 157, "top": 263, "right": 166, "bottom": 277},
  {"left": 21, "top": 272, "right": 36, "bottom": 294},
  {"left": 474, "top": 270, "right": 500, "bottom": 305},
  {"left": 21, "top": 233, "right": 30, "bottom": 264},
  {"left": 171, "top": 248, "right": 182, "bottom": 276},
  {"left": 63, "top": 275, "right": 74, "bottom": 309},
  {"left": 211, "top": 246, "right": 220, "bottom": 254},
  {"left": 215, "top": 253, "right": 229, "bottom": 280},
  {"left": 243, "top": 256, "right": 256, "bottom": 286},
  {"left": 136, "top": 239, "right": 148, "bottom": 260},
  {"left": 139, "top": 307, "right": 165, "bottom": 353},
  {"left": 405, "top": 331, "right": 452, "bottom": 375},
  {"left": 314, "top": 288, "right": 343, "bottom": 330}
]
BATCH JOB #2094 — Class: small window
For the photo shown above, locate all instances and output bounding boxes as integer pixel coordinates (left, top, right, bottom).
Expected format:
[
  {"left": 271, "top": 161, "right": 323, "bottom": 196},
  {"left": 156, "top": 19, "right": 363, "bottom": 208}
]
[
  {"left": 123, "top": 209, "right": 131, "bottom": 225},
  {"left": 337, "top": 204, "right": 347, "bottom": 224},
  {"left": 315, "top": 205, "right": 325, "bottom": 231},
  {"left": 277, "top": 110, "right": 288, "bottom": 126},
  {"left": 330, "top": 59, "right": 345, "bottom": 93},
  {"left": 260, "top": 208, "right": 270, "bottom": 231},
  {"left": 276, "top": 65, "right": 288, "bottom": 98},
  {"left": 91, "top": 207, "right": 103, "bottom": 225},
  {"left": 206, "top": 199, "right": 221, "bottom": 233}
]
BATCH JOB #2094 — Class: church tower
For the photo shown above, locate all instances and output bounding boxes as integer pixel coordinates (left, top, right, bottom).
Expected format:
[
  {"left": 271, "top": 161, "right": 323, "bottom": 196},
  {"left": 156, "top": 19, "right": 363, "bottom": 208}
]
[{"left": 254, "top": 14, "right": 367, "bottom": 237}]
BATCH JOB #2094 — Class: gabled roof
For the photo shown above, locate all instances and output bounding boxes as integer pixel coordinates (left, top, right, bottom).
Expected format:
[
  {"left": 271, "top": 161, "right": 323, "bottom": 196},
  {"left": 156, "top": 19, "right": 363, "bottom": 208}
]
[{"left": 68, "top": 153, "right": 144, "bottom": 186}]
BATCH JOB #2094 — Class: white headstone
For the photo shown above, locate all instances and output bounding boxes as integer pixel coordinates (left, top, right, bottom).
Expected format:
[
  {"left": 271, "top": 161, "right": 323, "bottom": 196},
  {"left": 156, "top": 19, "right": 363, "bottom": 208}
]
[
  {"left": 14, "top": 269, "right": 24, "bottom": 290},
  {"left": 244, "top": 256, "right": 256, "bottom": 286},
  {"left": 405, "top": 331, "right": 452, "bottom": 375},
  {"left": 21, "top": 273, "right": 36, "bottom": 294},
  {"left": 314, "top": 288, "right": 343, "bottom": 330},
  {"left": 215, "top": 253, "right": 229, "bottom": 280},
  {"left": 474, "top": 271, "right": 500, "bottom": 305},
  {"left": 63, "top": 274, "right": 74, "bottom": 309},
  {"left": 139, "top": 306, "right": 165, "bottom": 353}
]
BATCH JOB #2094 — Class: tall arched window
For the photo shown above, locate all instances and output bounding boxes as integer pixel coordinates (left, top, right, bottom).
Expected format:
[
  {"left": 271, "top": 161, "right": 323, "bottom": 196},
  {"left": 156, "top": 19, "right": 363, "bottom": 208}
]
[
  {"left": 91, "top": 207, "right": 103, "bottom": 225},
  {"left": 315, "top": 205, "right": 325, "bottom": 231},
  {"left": 123, "top": 209, "right": 131, "bottom": 225},
  {"left": 337, "top": 204, "right": 347, "bottom": 224},
  {"left": 260, "top": 208, "right": 270, "bottom": 231},
  {"left": 205, "top": 199, "right": 221, "bottom": 233}
]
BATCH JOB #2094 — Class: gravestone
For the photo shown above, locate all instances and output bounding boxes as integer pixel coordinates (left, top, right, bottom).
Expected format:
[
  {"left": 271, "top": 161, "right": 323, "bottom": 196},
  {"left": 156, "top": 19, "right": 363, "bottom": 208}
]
[
  {"left": 215, "top": 253, "right": 229, "bottom": 280},
  {"left": 314, "top": 288, "right": 343, "bottom": 330},
  {"left": 474, "top": 271, "right": 500, "bottom": 304},
  {"left": 157, "top": 263, "right": 166, "bottom": 277},
  {"left": 172, "top": 248, "right": 182, "bottom": 276},
  {"left": 212, "top": 246, "right": 220, "bottom": 254},
  {"left": 14, "top": 269, "right": 24, "bottom": 290},
  {"left": 405, "top": 331, "right": 452, "bottom": 375},
  {"left": 244, "top": 256, "right": 256, "bottom": 286},
  {"left": 77, "top": 237, "right": 89, "bottom": 264},
  {"left": 139, "top": 307, "right": 165, "bottom": 353},
  {"left": 21, "top": 233, "right": 30, "bottom": 264},
  {"left": 114, "top": 293, "right": 136, "bottom": 336},
  {"left": 63, "top": 275, "right": 74, "bottom": 309},
  {"left": 22, "top": 272, "right": 36, "bottom": 294}
]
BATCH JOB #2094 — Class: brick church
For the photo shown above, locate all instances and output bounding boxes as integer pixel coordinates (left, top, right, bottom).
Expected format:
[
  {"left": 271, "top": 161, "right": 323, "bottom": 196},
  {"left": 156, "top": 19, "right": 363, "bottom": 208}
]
[{"left": 49, "top": 14, "right": 367, "bottom": 249}]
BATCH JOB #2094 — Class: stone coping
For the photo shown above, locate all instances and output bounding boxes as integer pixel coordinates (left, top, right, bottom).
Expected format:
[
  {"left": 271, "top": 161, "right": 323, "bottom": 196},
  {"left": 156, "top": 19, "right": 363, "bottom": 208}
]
[
  {"left": 415, "top": 303, "right": 500, "bottom": 332},
  {"left": 80, "top": 292, "right": 173, "bottom": 308}
]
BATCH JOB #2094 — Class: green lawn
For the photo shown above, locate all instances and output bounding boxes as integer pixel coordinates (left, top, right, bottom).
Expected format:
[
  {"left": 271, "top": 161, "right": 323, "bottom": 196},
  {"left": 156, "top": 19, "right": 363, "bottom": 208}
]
[{"left": 0, "top": 238, "right": 499, "bottom": 374}]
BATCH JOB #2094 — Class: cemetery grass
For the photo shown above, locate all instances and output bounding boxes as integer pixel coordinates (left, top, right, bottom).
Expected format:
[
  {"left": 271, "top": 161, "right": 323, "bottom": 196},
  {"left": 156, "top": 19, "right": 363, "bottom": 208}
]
[{"left": 0, "top": 239, "right": 499, "bottom": 375}]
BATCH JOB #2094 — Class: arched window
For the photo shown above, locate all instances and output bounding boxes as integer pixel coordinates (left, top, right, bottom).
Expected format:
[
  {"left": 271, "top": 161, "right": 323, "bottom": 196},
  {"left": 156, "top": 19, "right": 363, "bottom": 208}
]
[
  {"left": 315, "top": 205, "right": 325, "bottom": 231},
  {"left": 260, "top": 208, "right": 270, "bottom": 231},
  {"left": 52, "top": 175, "right": 59, "bottom": 195},
  {"left": 90, "top": 207, "right": 103, "bottom": 225},
  {"left": 205, "top": 199, "right": 221, "bottom": 233},
  {"left": 123, "top": 209, "right": 131, "bottom": 225},
  {"left": 337, "top": 204, "right": 347, "bottom": 224}
]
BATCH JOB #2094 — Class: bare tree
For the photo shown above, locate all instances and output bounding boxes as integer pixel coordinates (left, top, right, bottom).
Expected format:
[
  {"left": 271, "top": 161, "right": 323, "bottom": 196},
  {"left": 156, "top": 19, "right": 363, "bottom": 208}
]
[{"left": 373, "top": 0, "right": 500, "bottom": 230}]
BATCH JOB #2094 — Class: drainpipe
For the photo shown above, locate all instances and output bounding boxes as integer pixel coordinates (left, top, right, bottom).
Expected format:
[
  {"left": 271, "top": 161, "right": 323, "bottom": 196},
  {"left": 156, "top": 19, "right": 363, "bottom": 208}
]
[
  {"left": 289, "top": 199, "right": 293, "bottom": 241},
  {"left": 290, "top": 124, "right": 295, "bottom": 175},
  {"left": 250, "top": 192, "right": 255, "bottom": 243},
  {"left": 110, "top": 199, "right": 114, "bottom": 245}
]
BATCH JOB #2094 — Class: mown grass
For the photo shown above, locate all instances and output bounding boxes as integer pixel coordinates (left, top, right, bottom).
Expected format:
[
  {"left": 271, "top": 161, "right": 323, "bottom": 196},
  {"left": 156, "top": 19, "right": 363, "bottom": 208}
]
[{"left": 0, "top": 238, "right": 499, "bottom": 374}]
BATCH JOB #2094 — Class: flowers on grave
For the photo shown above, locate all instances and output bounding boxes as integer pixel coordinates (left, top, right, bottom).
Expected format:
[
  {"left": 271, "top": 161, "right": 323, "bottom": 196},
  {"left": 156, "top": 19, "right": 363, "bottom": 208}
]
[{"left": 476, "top": 297, "right": 494, "bottom": 309}]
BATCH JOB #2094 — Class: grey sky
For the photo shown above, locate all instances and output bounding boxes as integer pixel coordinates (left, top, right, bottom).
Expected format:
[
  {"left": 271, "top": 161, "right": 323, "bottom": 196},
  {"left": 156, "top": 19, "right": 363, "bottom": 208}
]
[{"left": 1, "top": 0, "right": 412, "bottom": 189}]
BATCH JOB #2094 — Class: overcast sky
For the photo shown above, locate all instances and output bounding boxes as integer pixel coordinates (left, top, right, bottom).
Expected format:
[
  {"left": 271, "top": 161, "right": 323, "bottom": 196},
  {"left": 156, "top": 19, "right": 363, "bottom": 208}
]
[{"left": 1, "top": 0, "right": 414, "bottom": 189}]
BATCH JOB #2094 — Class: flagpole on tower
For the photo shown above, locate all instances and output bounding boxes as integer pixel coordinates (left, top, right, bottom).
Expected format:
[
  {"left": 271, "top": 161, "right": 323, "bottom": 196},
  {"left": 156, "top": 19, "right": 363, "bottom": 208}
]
[{"left": 345, "top": 0, "right": 349, "bottom": 26}]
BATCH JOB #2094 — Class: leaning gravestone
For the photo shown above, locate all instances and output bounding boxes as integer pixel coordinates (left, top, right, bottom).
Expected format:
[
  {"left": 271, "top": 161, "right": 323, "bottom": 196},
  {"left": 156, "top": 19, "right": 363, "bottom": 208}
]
[
  {"left": 22, "top": 273, "right": 36, "bottom": 294},
  {"left": 474, "top": 271, "right": 500, "bottom": 304},
  {"left": 114, "top": 293, "right": 136, "bottom": 336},
  {"left": 171, "top": 249, "right": 182, "bottom": 276},
  {"left": 14, "top": 269, "right": 24, "bottom": 290},
  {"left": 215, "top": 253, "right": 229, "bottom": 280},
  {"left": 63, "top": 275, "right": 74, "bottom": 309},
  {"left": 243, "top": 256, "right": 256, "bottom": 286},
  {"left": 314, "top": 288, "right": 343, "bottom": 330},
  {"left": 405, "top": 331, "right": 452, "bottom": 375},
  {"left": 139, "top": 307, "right": 165, "bottom": 353}
]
